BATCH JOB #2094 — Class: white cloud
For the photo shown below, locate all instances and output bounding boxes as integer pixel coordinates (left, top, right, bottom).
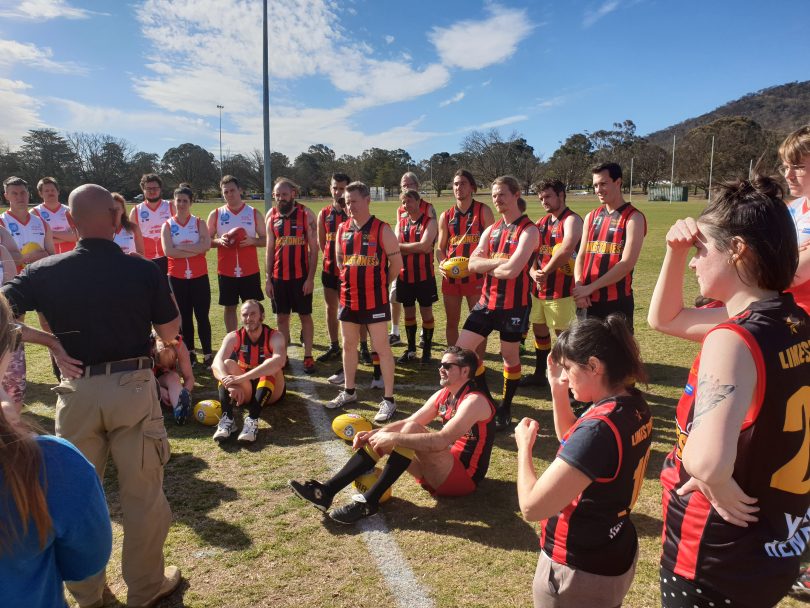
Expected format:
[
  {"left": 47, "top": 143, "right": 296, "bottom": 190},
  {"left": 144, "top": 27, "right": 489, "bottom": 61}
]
[
  {"left": 583, "top": 1, "right": 620, "bottom": 28},
  {"left": 0, "top": 79, "right": 44, "bottom": 144},
  {"left": 481, "top": 79, "right": 492, "bottom": 87},
  {"left": 458, "top": 114, "right": 529, "bottom": 132},
  {"left": 0, "top": 0, "right": 101, "bottom": 20},
  {"left": 429, "top": 4, "right": 534, "bottom": 70},
  {"left": 0, "top": 39, "right": 86, "bottom": 74},
  {"left": 439, "top": 92, "right": 465, "bottom": 107},
  {"left": 385, "top": 35, "right": 395, "bottom": 44}
]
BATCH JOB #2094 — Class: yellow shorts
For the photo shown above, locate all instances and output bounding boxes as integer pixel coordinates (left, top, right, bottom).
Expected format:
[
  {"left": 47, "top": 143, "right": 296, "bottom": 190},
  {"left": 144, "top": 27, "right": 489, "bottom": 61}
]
[{"left": 530, "top": 295, "right": 576, "bottom": 331}]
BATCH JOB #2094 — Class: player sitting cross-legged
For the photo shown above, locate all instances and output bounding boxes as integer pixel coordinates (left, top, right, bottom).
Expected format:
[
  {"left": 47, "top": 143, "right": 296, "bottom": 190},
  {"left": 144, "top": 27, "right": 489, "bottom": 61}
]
[{"left": 289, "top": 346, "right": 495, "bottom": 524}]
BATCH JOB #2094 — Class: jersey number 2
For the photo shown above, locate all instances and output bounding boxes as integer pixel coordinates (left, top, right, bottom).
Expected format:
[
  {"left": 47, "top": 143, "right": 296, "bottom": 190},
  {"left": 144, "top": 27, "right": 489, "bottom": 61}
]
[{"left": 770, "top": 386, "right": 810, "bottom": 495}]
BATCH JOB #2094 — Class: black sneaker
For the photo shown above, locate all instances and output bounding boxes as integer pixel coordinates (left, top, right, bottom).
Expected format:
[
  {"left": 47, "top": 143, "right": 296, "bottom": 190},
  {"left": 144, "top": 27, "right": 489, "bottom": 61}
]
[
  {"left": 316, "top": 345, "right": 341, "bottom": 363},
  {"left": 288, "top": 479, "right": 333, "bottom": 512},
  {"left": 359, "top": 346, "right": 372, "bottom": 365},
  {"left": 519, "top": 373, "right": 546, "bottom": 388},
  {"left": 388, "top": 333, "right": 402, "bottom": 346},
  {"left": 397, "top": 350, "right": 416, "bottom": 364},
  {"left": 420, "top": 352, "right": 432, "bottom": 367},
  {"left": 328, "top": 495, "right": 378, "bottom": 524},
  {"left": 494, "top": 405, "right": 512, "bottom": 432}
]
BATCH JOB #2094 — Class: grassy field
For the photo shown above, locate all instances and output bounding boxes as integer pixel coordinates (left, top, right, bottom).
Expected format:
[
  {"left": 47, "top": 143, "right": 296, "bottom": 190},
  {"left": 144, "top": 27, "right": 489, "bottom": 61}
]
[{"left": 20, "top": 193, "right": 809, "bottom": 607}]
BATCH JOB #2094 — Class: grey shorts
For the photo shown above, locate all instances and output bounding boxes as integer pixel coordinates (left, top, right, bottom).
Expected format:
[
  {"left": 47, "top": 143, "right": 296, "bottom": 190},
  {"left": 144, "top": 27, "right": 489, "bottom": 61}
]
[{"left": 532, "top": 549, "right": 638, "bottom": 608}]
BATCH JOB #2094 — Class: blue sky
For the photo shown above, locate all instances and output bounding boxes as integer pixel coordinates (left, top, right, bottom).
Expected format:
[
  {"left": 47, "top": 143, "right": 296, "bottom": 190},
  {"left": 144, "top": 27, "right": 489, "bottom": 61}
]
[{"left": 0, "top": 0, "right": 806, "bottom": 164}]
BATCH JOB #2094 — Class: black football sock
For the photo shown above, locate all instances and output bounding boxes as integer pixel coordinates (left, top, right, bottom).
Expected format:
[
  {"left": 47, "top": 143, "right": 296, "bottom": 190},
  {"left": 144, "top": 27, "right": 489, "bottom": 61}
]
[
  {"left": 218, "top": 383, "right": 235, "bottom": 418},
  {"left": 364, "top": 448, "right": 413, "bottom": 506},
  {"left": 534, "top": 334, "right": 551, "bottom": 376},
  {"left": 404, "top": 317, "right": 417, "bottom": 351},
  {"left": 372, "top": 352, "right": 381, "bottom": 379},
  {"left": 322, "top": 447, "right": 377, "bottom": 497}
]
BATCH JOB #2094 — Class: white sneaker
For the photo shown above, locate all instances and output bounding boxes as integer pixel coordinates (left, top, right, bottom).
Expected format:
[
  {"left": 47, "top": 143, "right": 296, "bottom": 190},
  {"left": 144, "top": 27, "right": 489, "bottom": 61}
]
[
  {"left": 374, "top": 399, "right": 397, "bottom": 424},
  {"left": 238, "top": 416, "right": 259, "bottom": 443},
  {"left": 328, "top": 369, "right": 345, "bottom": 385},
  {"left": 326, "top": 390, "right": 358, "bottom": 409},
  {"left": 369, "top": 377, "right": 384, "bottom": 390},
  {"left": 213, "top": 415, "right": 237, "bottom": 442}
]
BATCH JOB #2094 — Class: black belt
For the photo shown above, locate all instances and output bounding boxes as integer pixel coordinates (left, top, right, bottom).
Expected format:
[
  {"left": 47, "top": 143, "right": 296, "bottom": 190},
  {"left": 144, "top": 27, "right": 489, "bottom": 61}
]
[{"left": 83, "top": 357, "right": 153, "bottom": 378}]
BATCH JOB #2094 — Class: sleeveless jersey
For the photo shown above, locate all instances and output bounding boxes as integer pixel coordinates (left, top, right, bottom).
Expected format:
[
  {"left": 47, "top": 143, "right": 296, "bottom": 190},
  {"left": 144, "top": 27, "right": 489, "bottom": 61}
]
[
  {"left": 432, "top": 380, "right": 495, "bottom": 483},
  {"left": 213, "top": 203, "right": 260, "bottom": 278},
  {"left": 398, "top": 198, "right": 435, "bottom": 222},
  {"left": 787, "top": 196, "right": 810, "bottom": 314},
  {"left": 337, "top": 216, "right": 389, "bottom": 312},
  {"left": 135, "top": 200, "right": 173, "bottom": 259},
  {"left": 33, "top": 203, "right": 74, "bottom": 254},
  {"left": 661, "top": 294, "right": 810, "bottom": 606},
  {"left": 320, "top": 203, "right": 348, "bottom": 277},
  {"left": 268, "top": 203, "right": 309, "bottom": 280},
  {"left": 398, "top": 212, "right": 434, "bottom": 283},
  {"left": 580, "top": 203, "right": 646, "bottom": 303},
  {"left": 442, "top": 200, "right": 487, "bottom": 285},
  {"left": 166, "top": 215, "right": 207, "bottom": 279},
  {"left": 478, "top": 215, "right": 536, "bottom": 311},
  {"left": 533, "top": 207, "right": 580, "bottom": 300},
  {"left": 542, "top": 391, "right": 652, "bottom": 576},
  {"left": 229, "top": 324, "right": 277, "bottom": 372},
  {"left": 0, "top": 211, "right": 47, "bottom": 271},
  {"left": 113, "top": 226, "right": 136, "bottom": 255}
]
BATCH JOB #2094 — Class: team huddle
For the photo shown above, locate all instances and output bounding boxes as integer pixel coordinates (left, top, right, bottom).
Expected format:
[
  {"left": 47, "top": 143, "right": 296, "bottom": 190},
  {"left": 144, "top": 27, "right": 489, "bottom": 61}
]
[{"left": 2, "top": 124, "right": 810, "bottom": 607}]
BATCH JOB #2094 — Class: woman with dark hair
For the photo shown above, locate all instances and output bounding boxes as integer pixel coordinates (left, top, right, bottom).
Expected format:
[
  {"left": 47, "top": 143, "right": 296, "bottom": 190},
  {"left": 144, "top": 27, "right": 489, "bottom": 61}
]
[
  {"left": 515, "top": 314, "right": 651, "bottom": 607},
  {"left": 648, "top": 176, "right": 810, "bottom": 607},
  {"left": 161, "top": 184, "right": 212, "bottom": 365},
  {"left": 0, "top": 293, "right": 112, "bottom": 607},
  {"left": 111, "top": 192, "right": 145, "bottom": 257}
]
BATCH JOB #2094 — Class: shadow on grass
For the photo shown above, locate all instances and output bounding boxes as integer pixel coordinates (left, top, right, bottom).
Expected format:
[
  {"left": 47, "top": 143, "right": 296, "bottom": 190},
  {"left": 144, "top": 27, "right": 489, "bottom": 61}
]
[
  {"left": 644, "top": 362, "right": 689, "bottom": 390},
  {"left": 324, "top": 479, "right": 538, "bottom": 551}
]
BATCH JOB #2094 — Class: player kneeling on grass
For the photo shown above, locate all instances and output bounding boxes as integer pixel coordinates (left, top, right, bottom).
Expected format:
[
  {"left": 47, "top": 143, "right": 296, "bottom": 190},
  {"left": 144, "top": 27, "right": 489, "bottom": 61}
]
[
  {"left": 211, "top": 299, "right": 286, "bottom": 443},
  {"left": 290, "top": 346, "right": 495, "bottom": 524},
  {"left": 152, "top": 334, "right": 195, "bottom": 425},
  {"left": 515, "top": 315, "right": 651, "bottom": 608}
]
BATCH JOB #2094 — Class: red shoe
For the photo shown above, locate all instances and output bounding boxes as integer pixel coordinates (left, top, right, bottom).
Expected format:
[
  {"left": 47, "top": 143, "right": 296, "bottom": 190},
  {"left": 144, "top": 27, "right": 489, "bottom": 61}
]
[{"left": 303, "top": 357, "right": 316, "bottom": 374}]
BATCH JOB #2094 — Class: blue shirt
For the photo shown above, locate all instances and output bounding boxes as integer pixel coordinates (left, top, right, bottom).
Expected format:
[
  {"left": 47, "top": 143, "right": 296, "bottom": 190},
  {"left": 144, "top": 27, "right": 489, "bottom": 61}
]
[{"left": 0, "top": 435, "right": 112, "bottom": 608}]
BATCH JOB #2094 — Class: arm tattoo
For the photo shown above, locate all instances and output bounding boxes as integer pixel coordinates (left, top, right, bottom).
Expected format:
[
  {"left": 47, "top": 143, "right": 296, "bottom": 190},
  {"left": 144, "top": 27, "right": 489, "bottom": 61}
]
[{"left": 692, "top": 374, "right": 736, "bottom": 429}]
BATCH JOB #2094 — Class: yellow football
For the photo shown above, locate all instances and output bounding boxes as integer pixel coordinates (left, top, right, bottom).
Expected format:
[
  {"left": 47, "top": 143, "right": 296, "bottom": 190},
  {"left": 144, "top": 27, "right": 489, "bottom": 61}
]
[
  {"left": 353, "top": 467, "right": 392, "bottom": 503},
  {"left": 440, "top": 256, "right": 470, "bottom": 279},
  {"left": 331, "top": 413, "right": 372, "bottom": 441},
  {"left": 551, "top": 243, "right": 575, "bottom": 276},
  {"left": 21, "top": 242, "right": 42, "bottom": 256},
  {"left": 193, "top": 399, "right": 222, "bottom": 426}
]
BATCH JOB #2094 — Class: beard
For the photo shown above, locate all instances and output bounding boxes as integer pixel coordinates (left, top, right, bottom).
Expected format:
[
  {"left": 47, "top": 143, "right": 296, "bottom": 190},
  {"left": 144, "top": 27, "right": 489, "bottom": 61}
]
[
  {"left": 146, "top": 195, "right": 161, "bottom": 203},
  {"left": 278, "top": 200, "right": 294, "bottom": 215}
]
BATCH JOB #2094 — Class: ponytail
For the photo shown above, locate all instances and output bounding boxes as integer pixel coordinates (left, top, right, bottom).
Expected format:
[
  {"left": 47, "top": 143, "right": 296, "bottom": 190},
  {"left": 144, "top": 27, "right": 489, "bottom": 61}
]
[{"left": 551, "top": 314, "right": 646, "bottom": 388}]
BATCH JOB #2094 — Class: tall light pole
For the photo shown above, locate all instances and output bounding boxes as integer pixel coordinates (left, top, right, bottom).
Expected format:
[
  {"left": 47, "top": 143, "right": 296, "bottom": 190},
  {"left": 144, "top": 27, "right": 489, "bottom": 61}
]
[
  {"left": 262, "top": 0, "right": 272, "bottom": 214},
  {"left": 216, "top": 104, "right": 224, "bottom": 179}
]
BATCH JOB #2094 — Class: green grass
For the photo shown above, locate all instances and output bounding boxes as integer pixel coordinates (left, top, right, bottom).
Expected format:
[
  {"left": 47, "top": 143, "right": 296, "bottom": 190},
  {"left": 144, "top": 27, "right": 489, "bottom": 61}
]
[{"left": 20, "top": 193, "right": 808, "bottom": 607}]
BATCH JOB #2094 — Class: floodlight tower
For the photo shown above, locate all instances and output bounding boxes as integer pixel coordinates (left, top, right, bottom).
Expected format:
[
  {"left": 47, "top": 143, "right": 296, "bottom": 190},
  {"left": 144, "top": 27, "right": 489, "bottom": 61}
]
[
  {"left": 262, "top": 0, "right": 272, "bottom": 214},
  {"left": 217, "top": 104, "right": 224, "bottom": 179}
]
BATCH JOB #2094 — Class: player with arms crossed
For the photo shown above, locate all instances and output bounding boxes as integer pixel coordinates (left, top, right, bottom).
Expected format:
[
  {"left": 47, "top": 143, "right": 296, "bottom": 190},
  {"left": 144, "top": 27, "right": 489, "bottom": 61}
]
[{"left": 290, "top": 346, "right": 495, "bottom": 524}]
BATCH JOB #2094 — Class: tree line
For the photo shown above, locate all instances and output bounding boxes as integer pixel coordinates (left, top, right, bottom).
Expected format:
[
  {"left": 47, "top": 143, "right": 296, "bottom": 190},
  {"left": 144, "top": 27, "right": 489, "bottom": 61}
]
[{"left": 0, "top": 115, "right": 784, "bottom": 201}]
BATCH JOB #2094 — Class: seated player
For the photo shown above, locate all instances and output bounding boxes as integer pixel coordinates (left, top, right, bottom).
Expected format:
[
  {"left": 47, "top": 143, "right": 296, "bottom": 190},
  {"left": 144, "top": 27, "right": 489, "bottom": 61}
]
[
  {"left": 289, "top": 346, "right": 495, "bottom": 524},
  {"left": 211, "top": 299, "right": 286, "bottom": 443},
  {"left": 151, "top": 334, "right": 195, "bottom": 425}
]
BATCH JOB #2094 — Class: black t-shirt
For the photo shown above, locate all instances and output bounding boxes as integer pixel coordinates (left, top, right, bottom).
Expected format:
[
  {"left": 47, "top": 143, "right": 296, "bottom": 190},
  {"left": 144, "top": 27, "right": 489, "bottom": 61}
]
[
  {"left": 541, "top": 391, "right": 652, "bottom": 576},
  {"left": 1, "top": 238, "right": 178, "bottom": 366}
]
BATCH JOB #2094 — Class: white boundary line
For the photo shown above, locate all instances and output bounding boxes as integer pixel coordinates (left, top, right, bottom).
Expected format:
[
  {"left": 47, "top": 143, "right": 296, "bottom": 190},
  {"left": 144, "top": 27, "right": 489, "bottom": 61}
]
[{"left": 286, "top": 358, "right": 435, "bottom": 608}]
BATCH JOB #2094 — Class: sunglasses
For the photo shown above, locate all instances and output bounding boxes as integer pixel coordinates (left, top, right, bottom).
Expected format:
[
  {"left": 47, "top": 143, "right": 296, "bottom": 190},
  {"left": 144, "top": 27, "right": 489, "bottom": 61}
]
[
  {"left": 438, "top": 361, "right": 461, "bottom": 370},
  {"left": 9, "top": 323, "right": 22, "bottom": 352}
]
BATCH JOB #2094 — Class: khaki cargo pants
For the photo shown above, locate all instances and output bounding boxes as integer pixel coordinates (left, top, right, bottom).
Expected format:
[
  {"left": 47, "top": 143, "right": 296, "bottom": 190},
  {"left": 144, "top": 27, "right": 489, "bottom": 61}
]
[{"left": 55, "top": 367, "right": 172, "bottom": 607}]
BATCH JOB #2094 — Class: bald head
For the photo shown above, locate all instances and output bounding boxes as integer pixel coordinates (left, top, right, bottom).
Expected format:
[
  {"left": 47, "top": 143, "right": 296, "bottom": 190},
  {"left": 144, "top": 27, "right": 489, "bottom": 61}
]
[{"left": 68, "top": 184, "right": 117, "bottom": 239}]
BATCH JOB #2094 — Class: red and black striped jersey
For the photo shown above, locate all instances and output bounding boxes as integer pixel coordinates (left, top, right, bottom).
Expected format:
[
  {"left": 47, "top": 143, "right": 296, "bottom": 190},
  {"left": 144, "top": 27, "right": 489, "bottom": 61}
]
[
  {"left": 337, "top": 216, "right": 389, "bottom": 312},
  {"left": 398, "top": 198, "right": 436, "bottom": 222},
  {"left": 533, "top": 207, "right": 581, "bottom": 300},
  {"left": 579, "top": 203, "right": 646, "bottom": 303},
  {"left": 229, "top": 324, "right": 277, "bottom": 371},
  {"left": 542, "top": 390, "right": 652, "bottom": 576},
  {"left": 478, "top": 215, "right": 536, "bottom": 311},
  {"left": 432, "top": 380, "right": 495, "bottom": 483},
  {"left": 442, "top": 200, "right": 488, "bottom": 285},
  {"left": 320, "top": 203, "right": 348, "bottom": 277},
  {"left": 661, "top": 294, "right": 810, "bottom": 607},
  {"left": 398, "top": 212, "right": 434, "bottom": 283},
  {"left": 268, "top": 203, "right": 309, "bottom": 280}
]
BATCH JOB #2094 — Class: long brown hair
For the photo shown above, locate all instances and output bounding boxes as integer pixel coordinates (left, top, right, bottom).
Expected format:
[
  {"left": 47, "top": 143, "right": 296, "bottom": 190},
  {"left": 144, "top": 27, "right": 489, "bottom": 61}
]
[
  {"left": 0, "top": 294, "right": 51, "bottom": 553},
  {"left": 111, "top": 192, "right": 135, "bottom": 232}
]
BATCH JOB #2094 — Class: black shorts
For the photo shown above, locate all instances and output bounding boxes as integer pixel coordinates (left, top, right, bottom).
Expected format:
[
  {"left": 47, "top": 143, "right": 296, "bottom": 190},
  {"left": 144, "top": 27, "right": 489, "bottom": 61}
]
[
  {"left": 270, "top": 277, "right": 313, "bottom": 315},
  {"left": 576, "top": 295, "right": 635, "bottom": 334},
  {"left": 321, "top": 271, "right": 340, "bottom": 291},
  {"left": 338, "top": 304, "right": 390, "bottom": 325},
  {"left": 462, "top": 304, "right": 529, "bottom": 342},
  {"left": 396, "top": 277, "right": 439, "bottom": 308},
  {"left": 218, "top": 273, "right": 263, "bottom": 306}
]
